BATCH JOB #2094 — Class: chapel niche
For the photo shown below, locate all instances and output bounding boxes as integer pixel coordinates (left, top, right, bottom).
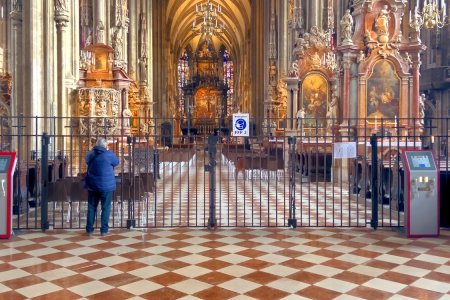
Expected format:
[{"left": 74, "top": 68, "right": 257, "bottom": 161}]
[
  {"left": 294, "top": 25, "right": 338, "bottom": 135},
  {"left": 348, "top": 0, "right": 422, "bottom": 136}
]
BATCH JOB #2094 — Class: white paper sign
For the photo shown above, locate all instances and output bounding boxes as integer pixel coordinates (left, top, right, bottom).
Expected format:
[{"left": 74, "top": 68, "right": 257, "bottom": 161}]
[
  {"left": 232, "top": 113, "right": 249, "bottom": 137},
  {"left": 333, "top": 142, "right": 357, "bottom": 159}
]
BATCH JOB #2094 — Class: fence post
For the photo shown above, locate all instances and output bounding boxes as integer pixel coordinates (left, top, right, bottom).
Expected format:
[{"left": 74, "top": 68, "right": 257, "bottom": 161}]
[
  {"left": 126, "top": 136, "right": 136, "bottom": 229},
  {"left": 205, "top": 134, "right": 218, "bottom": 229},
  {"left": 370, "top": 133, "right": 378, "bottom": 230},
  {"left": 288, "top": 136, "right": 297, "bottom": 228},
  {"left": 154, "top": 148, "right": 160, "bottom": 180},
  {"left": 41, "top": 132, "right": 50, "bottom": 231}
]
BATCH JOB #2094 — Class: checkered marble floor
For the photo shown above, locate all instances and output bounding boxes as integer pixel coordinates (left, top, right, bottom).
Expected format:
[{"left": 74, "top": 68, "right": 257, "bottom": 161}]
[{"left": 1, "top": 227, "right": 449, "bottom": 299}]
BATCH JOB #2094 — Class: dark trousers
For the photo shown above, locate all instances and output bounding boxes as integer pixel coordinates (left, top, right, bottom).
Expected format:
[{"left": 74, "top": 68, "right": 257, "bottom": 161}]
[{"left": 86, "top": 190, "right": 113, "bottom": 234}]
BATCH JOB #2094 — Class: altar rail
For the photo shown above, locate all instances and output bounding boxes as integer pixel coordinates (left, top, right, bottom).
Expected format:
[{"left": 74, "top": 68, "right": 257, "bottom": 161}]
[{"left": 1, "top": 116, "right": 449, "bottom": 230}]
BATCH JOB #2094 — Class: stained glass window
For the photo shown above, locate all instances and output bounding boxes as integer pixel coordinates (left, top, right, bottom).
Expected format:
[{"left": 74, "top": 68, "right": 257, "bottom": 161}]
[
  {"left": 178, "top": 50, "right": 190, "bottom": 112},
  {"left": 223, "top": 50, "right": 234, "bottom": 114}
]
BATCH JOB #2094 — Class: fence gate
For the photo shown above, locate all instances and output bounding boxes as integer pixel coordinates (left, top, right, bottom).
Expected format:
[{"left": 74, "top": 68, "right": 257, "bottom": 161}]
[{"left": 9, "top": 116, "right": 447, "bottom": 231}]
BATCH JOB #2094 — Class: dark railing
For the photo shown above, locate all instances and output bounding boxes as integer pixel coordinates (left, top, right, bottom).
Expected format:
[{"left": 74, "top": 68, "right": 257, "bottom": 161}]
[{"left": 3, "top": 116, "right": 449, "bottom": 230}]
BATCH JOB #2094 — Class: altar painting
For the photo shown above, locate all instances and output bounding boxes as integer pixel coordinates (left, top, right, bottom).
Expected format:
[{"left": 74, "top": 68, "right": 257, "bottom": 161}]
[
  {"left": 194, "top": 88, "right": 220, "bottom": 126},
  {"left": 366, "top": 60, "right": 399, "bottom": 123},
  {"left": 301, "top": 73, "right": 329, "bottom": 127}
]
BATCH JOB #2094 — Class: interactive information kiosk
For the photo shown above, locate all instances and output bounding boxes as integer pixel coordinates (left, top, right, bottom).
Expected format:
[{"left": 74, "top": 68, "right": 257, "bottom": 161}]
[
  {"left": 401, "top": 150, "right": 439, "bottom": 238},
  {"left": 0, "top": 152, "right": 17, "bottom": 239}
]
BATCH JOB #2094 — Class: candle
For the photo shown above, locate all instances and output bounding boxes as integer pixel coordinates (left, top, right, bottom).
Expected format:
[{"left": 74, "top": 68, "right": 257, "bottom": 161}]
[
  {"left": 431, "top": 135, "right": 435, "bottom": 143},
  {"left": 394, "top": 115, "right": 398, "bottom": 128}
]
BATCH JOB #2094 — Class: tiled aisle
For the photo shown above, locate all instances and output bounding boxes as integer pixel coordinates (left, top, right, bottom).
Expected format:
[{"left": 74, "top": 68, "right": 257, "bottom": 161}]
[{"left": 0, "top": 228, "right": 449, "bottom": 299}]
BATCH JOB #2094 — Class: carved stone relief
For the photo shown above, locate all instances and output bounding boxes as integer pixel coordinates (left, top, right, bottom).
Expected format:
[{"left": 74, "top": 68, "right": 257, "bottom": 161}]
[{"left": 77, "top": 88, "right": 120, "bottom": 135}]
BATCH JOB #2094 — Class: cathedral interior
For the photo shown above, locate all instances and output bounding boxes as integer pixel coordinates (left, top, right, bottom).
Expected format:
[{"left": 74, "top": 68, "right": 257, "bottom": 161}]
[
  {"left": 1, "top": 1, "right": 450, "bottom": 299},
  {"left": 0, "top": 0, "right": 448, "bottom": 144}
]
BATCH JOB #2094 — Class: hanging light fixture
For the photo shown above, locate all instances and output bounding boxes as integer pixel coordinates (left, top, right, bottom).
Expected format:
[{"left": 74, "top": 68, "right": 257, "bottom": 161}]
[
  {"left": 192, "top": 0, "right": 225, "bottom": 38},
  {"left": 321, "top": 51, "right": 338, "bottom": 72},
  {"left": 411, "top": 0, "right": 447, "bottom": 30}
]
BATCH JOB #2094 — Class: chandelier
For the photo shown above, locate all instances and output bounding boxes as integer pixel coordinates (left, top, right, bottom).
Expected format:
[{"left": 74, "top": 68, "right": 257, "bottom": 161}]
[
  {"left": 321, "top": 52, "right": 338, "bottom": 72},
  {"left": 411, "top": 0, "right": 447, "bottom": 30},
  {"left": 192, "top": 0, "right": 225, "bottom": 38}
]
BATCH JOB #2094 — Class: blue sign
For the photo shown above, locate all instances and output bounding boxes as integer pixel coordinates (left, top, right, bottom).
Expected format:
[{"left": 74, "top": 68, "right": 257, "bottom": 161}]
[{"left": 232, "top": 113, "right": 249, "bottom": 136}]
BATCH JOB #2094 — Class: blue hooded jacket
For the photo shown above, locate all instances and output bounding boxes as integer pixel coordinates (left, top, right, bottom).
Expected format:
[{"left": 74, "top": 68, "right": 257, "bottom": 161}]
[{"left": 85, "top": 146, "right": 119, "bottom": 192}]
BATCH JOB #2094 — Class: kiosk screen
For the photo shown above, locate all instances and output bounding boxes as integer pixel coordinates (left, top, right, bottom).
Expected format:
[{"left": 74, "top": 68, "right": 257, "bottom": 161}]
[
  {"left": 406, "top": 152, "right": 436, "bottom": 171},
  {"left": 0, "top": 156, "right": 10, "bottom": 173}
]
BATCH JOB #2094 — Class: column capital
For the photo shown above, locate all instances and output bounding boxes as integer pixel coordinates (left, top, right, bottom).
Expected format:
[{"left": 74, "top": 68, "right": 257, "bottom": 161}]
[
  {"left": 55, "top": 13, "right": 70, "bottom": 28},
  {"left": 10, "top": 11, "right": 23, "bottom": 24},
  {"left": 54, "top": 0, "right": 70, "bottom": 28},
  {"left": 284, "top": 76, "right": 299, "bottom": 91}
]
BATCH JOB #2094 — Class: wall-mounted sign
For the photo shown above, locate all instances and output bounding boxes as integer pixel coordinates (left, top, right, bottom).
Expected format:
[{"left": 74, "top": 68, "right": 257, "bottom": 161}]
[
  {"left": 333, "top": 142, "right": 357, "bottom": 159},
  {"left": 232, "top": 113, "right": 249, "bottom": 137}
]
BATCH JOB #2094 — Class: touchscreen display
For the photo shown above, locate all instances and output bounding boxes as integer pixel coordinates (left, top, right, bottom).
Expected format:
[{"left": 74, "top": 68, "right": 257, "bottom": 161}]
[
  {"left": 411, "top": 155, "right": 431, "bottom": 168},
  {"left": 0, "top": 157, "right": 10, "bottom": 173},
  {"left": 405, "top": 152, "right": 436, "bottom": 171}
]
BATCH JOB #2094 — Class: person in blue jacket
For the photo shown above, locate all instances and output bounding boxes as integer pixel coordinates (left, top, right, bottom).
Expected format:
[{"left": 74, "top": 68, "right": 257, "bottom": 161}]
[{"left": 85, "top": 138, "right": 119, "bottom": 236}]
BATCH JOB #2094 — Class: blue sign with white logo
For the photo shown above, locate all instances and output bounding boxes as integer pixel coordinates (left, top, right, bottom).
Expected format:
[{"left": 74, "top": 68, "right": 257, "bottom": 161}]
[{"left": 232, "top": 113, "right": 249, "bottom": 136}]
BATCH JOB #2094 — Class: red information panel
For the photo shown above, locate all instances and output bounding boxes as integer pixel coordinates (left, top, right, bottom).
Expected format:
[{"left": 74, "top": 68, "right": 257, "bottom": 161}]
[{"left": 0, "top": 152, "right": 17, "bottom": 239}]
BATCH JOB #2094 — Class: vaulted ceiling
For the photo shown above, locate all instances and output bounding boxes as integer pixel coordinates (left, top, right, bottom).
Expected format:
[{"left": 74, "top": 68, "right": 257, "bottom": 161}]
[{"left": 166, "top": 0, "right": 251, "bottom": 59}]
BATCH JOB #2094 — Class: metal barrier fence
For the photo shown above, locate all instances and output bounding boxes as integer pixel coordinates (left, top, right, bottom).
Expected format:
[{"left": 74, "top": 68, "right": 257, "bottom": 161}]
[{"left": 3, "top": 116, "right": 449, "bottom": 230}]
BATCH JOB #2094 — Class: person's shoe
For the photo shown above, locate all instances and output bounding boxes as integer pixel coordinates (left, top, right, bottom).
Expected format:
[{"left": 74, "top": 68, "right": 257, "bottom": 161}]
[
  {"left": 100, "top": 232, "right": 108, "bottom": 236},
  {"left": 86, "top": 232, "right": 93, "bottom": 237}
]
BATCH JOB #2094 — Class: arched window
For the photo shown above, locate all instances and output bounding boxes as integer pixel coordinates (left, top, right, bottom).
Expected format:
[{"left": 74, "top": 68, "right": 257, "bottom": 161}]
[
  {"left": 178, "top": 49, "right": 190, "bottom": 113},
  {"left": 223, "top": 50, "right": 234, "bottom": 114}
]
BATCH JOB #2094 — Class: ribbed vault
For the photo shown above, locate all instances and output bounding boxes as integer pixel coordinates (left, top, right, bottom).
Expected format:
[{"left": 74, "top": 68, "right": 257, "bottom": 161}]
[{"left": 166, "top": 0, "right": 251, "bottom": 59}]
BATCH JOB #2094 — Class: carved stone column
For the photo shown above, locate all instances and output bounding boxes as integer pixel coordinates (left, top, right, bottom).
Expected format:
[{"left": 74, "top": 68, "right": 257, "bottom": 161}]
[
  {"left": 54, "top": 0, "right": 70, "bottom": 140},
  {"left": 10, "top": 1, "right": 22, "bottom": 118},
  {"left": 411, "top": 62, "right": 421, "bottom": 132},
  {"left": 127, "top": 0, "right": 137, "bottom": 79},
  {"left": 93, "top": 0, "right": 105, "bottom": 44},
  {"left": 278, "top": 0, "right": 288, "bottom": 76},
  {"left": 341, "top": 56, "right": 352, "bottom": 125},
  {"left": 285, "top": 77, "right": 299, "bottom": 130}
]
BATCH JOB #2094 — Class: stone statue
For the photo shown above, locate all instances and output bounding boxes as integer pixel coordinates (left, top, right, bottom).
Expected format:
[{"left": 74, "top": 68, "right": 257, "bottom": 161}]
[
  {"left": 340, "top": 9, "right": 354, "bottom": 45},
  {"left": 357, "top": 50, "right": 365, "bottom": 64},
  {"left": 85, "top": 29, "right": 93, "bottom": 46},
  {"left": 296, "top": 108, "right": 306, "bottom": 131},
  {"left": 409, "top": 8, "right": 423, "bottom": 43},
  {"left": 12, "top": 0, "right": 22, "bottom": 12},
  {"left": 375, "top": 5, "right": 390, "bottom": 43},
  {"left": 122, "top": 108, "right": 132, "bottom": 128},
  {"left": 112, "top": 28, "right": 123, "bottom": 60},
  {"left": 419, "top": 94, "right": 425, "bottom": 125},
  {"left": 55, "top": 0, "right": 69, "bottom": 12},
  {"left": 96, "top": 20, "right": 105, "bottom": 44},
  {"left": 139, "top": 57, "right": 148, "bottom": 83},
  {"left": 328, "top": 95, "right": 339, "bottom": 121}
]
